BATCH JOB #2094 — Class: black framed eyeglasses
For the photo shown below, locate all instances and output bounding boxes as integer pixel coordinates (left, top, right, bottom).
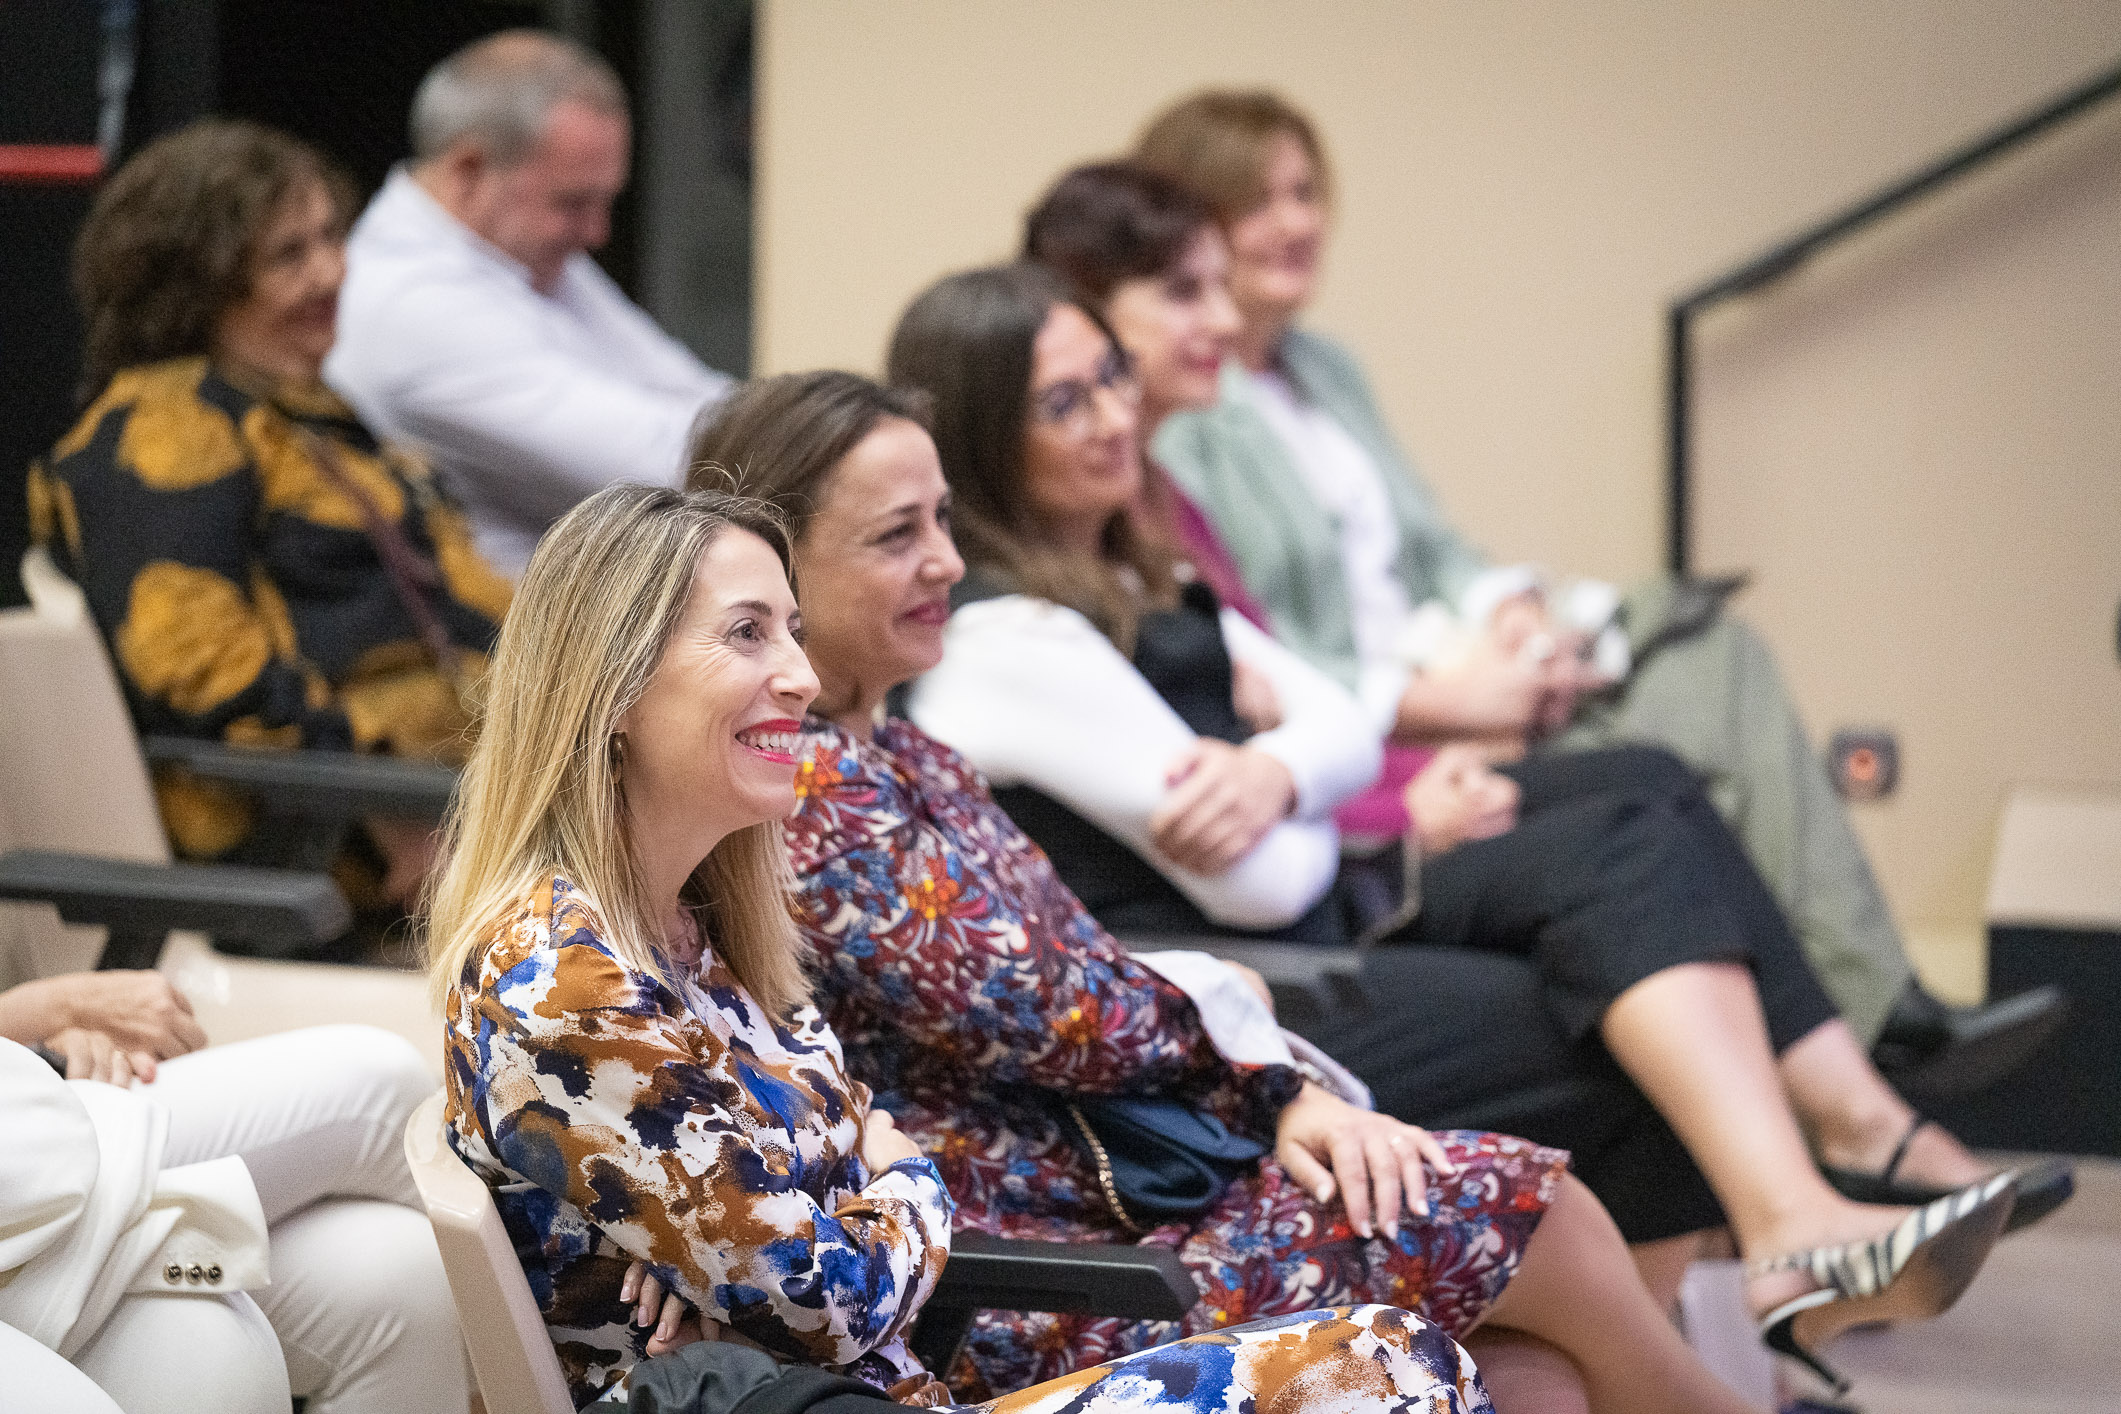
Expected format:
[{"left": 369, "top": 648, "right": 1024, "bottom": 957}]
[{"left": 1032, "top": 346, "right": 1141, "bottom": 435}]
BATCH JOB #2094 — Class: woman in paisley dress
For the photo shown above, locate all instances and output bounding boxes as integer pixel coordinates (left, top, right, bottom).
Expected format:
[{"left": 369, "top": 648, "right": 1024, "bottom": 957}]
[
  {"left": 690, "top": 376, "right": 1758, "bottom": 1414},
  {"left": 425, "top": 482, "right": 1499, "bottom": 1412}
]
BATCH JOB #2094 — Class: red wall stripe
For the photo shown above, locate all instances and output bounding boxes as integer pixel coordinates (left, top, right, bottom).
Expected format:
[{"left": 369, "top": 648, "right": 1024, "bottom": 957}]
[{"left": 0, "top": 145, "right": 105, "bottom": 184}]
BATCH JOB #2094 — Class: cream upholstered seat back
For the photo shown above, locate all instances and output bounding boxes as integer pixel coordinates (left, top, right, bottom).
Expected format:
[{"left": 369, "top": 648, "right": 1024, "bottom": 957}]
[
  {"left": 0, "top": 550, "right": 170, "bottom": 986},
  {"left": 1, "top": 551, "right": 443, "bottom": 1060},
  {"left": 403, "top": 1091, "right": 576, "bottom": 1414},
  {"left": 2, "top": 548, "right": 169, "bottom": 864}
]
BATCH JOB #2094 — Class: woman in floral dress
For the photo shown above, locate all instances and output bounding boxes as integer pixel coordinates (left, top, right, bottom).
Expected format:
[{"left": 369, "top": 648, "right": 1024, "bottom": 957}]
[
  {"left": 690, "top": 375, "right": 1758, "bottom": 1414},
  {"left": 427, "top": 483, "right": 1499, "bottom": 1412}
]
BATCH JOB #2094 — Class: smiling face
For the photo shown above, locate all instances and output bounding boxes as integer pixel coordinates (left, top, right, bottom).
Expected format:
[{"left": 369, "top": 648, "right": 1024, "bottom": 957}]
[
  {"left": 460, "top": 98, "right": 629, "bottom": 293},
  {"left": 1103, "top": 226, "right": 1241, "bottom": 426},
  {"left": 617, "top": 529, "right": 819, "bottom": 846},
  {"left": 213, "top": 179, "right": 345, "bottom": 388},
  {"left": 793, "top": 417, "right": 964, "bottom": 728},
  {"left": 1021, "top": 303, "right": 1144, "bottom": 549},
  {"left": 1224, "top": 132, "right": 1329, "bottom": 339}
]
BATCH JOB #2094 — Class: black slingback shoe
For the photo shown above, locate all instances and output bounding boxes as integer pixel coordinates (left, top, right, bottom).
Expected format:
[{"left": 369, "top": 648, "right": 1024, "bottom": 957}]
[
  {"left": 1753, "top": 1172, "right": 2016, "bottom": 1394},
  {"left": 1821, "top": 1119, "right": 2075, "bottom": 1234}
]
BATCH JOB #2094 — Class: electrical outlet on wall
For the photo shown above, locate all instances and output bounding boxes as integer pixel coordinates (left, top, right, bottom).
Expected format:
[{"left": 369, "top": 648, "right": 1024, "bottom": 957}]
[{"left": 1829, "top": 728, "right": 1899, "bottom": 801}]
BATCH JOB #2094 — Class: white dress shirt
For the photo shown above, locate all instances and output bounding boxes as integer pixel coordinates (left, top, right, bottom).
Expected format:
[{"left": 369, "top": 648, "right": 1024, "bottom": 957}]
[
  {"left": 907, "top": 595, "right": 1380, "bottom": 931},
  {"left": 327, "top": 169, "right": 734, "bottom": 574}
]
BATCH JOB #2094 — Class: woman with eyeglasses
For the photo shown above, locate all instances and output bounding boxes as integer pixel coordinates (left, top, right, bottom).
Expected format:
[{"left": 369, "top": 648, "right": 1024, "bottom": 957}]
[{"left": 890, "top": 266, "right": 1372, "bottom": 945}]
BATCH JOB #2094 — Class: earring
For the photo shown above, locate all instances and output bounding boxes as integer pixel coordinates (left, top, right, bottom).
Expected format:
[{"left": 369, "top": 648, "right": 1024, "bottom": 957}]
[{"left": 609, "top": 732, "right": 627, "bottom": 766}]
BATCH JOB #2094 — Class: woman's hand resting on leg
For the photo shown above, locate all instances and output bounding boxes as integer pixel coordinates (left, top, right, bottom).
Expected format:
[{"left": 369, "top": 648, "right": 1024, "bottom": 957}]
[
  {"left": 0, "top": 970, "right": 206, "bottom": 1058},
  {"left": 1275, "top": 1081, "right": 1458, "bottom": 1240},
  {"left": 46, "top": 1026, "right": 161, "bottom": 1084},
  {"left": 1406, "top": 745, "right": 1521, "bottom": 856}
]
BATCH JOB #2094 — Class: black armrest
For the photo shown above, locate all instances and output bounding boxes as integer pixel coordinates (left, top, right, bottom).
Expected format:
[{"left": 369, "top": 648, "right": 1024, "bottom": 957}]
[
  {"left": 142, "top": 736, "right": 458, "bottom": 820},
  {"left": 911, "top": 1233, "right": 1195, "bottom": 1372},
  {"left": 933, "top": 1233, "right": 1193, "bottom": 1319},
  {"left": 0, "top": 848, "right": 350, "bottom": 968}
]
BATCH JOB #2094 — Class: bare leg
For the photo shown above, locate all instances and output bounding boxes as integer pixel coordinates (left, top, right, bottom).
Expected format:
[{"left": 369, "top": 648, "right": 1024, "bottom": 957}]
[
  {"left": 1598, "top": 963, "right": 1911, "bottom": 1312},
  {"left": 1478, "top": 1176, "right": 1757, "bottom": 1414},
  {"left": 1601, "top": 967, "right": 1905, "bottom": 1240},
  {"left": 1779, "top": 1018, "right": 1989, "bottom": 1188},
  {"left": 1461, "top": 1329, "right": 1590, "bottom": 1414},
  {"left": 1630, "top": 1230, "right": 1714, "bottom": 1315}
]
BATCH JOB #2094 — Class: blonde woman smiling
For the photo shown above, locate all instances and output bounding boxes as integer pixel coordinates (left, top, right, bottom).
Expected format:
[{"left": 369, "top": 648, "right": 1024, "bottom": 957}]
[{"left": 425, "top": 483, "right": 1497, "bottom": 1411}]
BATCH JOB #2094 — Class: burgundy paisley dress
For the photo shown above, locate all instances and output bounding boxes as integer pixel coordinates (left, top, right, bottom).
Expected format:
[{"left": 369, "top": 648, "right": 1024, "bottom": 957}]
[{"left": 784, "top": 717, "right": 1567, "bottom": 1398}]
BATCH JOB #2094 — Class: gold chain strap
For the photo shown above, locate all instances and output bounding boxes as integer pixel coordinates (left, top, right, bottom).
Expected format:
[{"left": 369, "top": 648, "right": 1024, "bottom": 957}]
[{"left": 1066, "top": 1104, "right": 1144, "bottom": 1236}]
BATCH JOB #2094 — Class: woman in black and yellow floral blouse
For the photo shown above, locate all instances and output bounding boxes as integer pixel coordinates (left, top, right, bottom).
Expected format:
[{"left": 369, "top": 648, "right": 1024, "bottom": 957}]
[{"left": 29, "top": 120, "right": 509, "bottom": 879}]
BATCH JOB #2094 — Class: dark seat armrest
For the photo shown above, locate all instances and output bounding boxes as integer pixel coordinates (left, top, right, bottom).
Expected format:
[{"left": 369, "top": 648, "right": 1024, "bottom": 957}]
[
  {"left": 0, "top": 848, "right": 351, "bottom": 967},
  {"left": 911, "top": 1234, "right": 1195, "bottom": 1372},
  {"left": 933, "top": 1232, "right": 1194, "bottom": 1319},
  {"left": 142, "top": 736, "right": 458, "bottom": 820}
]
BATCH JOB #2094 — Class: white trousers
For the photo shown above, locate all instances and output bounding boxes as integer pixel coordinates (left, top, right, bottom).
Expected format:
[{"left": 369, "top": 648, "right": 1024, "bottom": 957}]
[
  {"left": 34, "top": 1292, "right": 290, "bottom": 1414},
  {"left": 138, "top": 1024, "right": 469, "bottom": 1414}
]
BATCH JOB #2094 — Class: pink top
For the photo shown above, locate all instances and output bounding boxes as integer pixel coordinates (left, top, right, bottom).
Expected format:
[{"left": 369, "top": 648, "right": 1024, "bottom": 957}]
[
  {"left": 1153, "top": 465, "right": 1430, "bottom": 840},
  {"left": 1163, "top": 474, "right": 1272, "bottom": 631}
]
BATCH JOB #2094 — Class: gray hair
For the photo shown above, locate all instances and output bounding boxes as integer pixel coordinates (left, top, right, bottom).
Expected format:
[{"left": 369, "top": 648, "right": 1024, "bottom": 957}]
[{"left": 409, "top": 29, "right": 628, "bottom": 165}]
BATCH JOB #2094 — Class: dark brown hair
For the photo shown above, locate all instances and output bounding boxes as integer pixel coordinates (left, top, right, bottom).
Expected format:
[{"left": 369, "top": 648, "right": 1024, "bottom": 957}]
[
  {"left": 1021, "top": 161, "right": 1215, "bottom": 304},
  {"left": 1133, "top": 88, "right": 1333, "bottom": 224},
  {"left": 885, "top": 263, "right": 1175, "bottom": 653},
  {"left": 686, "top": 371, "right": 931, "bottom": 543},
  {"left": 72, "top": 118, "right": 355, "bottom": 401}
]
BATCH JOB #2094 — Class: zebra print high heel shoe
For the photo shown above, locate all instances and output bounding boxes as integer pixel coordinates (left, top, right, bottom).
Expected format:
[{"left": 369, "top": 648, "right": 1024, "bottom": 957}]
[{"left": 1752, "top": 1172, "right": 2017, "bottom": 1393}]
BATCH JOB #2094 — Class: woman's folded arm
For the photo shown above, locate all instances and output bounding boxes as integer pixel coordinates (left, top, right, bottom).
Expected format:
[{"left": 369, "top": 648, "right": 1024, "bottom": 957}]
[
  {"left": 909, "top": 597, "right": 1341, "bottom": 931},
  {"left": 477, "top": 937, "right": 950, "bottom": 1367}
]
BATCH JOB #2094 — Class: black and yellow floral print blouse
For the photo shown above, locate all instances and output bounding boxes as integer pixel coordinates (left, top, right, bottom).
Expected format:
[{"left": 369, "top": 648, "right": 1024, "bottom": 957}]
[{"left": 28, "top": 357, "right": 510, "bottom": 857}]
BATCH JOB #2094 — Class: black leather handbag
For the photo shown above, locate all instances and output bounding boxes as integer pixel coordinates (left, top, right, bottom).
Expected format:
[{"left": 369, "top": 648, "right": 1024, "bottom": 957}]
[{"left": 1054, "top": 1094, "right": 1267, "bottom": 1235}]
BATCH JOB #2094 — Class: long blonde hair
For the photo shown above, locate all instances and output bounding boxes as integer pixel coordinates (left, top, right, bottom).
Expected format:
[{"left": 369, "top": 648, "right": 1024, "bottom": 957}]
[{"left": 423, "top": 483, "right": 811, "bottom": 1018}]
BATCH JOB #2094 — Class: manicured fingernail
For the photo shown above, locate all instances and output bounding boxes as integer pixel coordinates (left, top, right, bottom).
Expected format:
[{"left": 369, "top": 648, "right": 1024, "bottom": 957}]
[
  {"left": 1383, "top": 1219, "right": 1398, "bottom": 1239},
  {"left": 1357, "top": 1220, "right": 1373, "bottom": 1238}
]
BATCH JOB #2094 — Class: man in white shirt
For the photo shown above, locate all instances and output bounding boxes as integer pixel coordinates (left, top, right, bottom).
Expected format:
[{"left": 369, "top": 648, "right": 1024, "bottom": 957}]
[{"left": 328, "top": 30, "right": 733, "bottom": 575}]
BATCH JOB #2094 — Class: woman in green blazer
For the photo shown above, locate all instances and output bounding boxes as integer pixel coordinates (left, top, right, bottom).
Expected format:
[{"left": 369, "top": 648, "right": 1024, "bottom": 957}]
[{"left": 1135, "top": 89, "right": 2058, "bottom": 1076}]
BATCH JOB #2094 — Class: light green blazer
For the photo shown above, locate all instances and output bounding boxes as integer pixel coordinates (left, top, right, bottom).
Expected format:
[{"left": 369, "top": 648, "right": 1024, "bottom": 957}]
[{"left": 1152, "top": 327, "right": 1488, "bottom": 692}]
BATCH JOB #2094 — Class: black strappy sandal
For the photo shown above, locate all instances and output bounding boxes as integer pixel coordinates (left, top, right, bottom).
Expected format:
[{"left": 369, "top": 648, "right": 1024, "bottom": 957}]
[{"left": 1821, "top": 1118, "right": 2074, "bottom": 1234}]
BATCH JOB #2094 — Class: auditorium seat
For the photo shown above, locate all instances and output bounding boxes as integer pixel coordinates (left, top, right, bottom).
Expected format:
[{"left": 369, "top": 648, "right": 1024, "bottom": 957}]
[{"left": 0, "top": 548, "right": 440, "bottom": 1067}]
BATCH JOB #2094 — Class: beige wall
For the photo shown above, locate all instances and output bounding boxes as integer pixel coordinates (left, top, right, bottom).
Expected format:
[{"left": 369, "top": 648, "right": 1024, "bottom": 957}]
[
  {"left": 757, "top": 1, "right": 2121, "bottom": 962},
  {"left": 1692, "top": 108, "right": 2121, "bottom": 939}
]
